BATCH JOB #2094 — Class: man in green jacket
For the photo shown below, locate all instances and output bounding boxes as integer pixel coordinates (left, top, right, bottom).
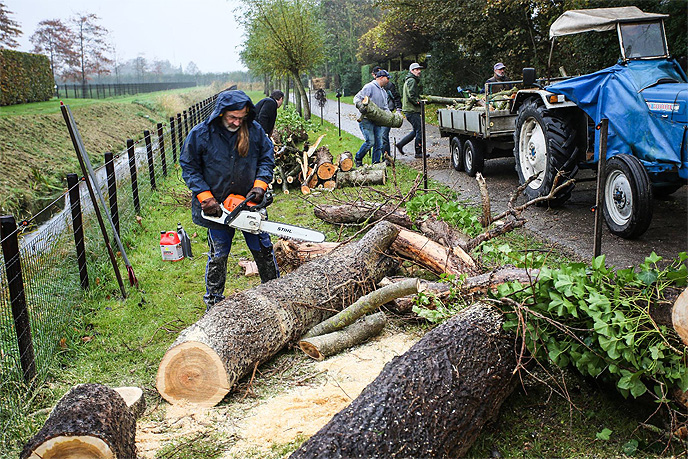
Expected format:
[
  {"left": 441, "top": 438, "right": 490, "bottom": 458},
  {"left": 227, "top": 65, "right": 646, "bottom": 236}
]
[{"left": 396, "top": 63, "right": 426, "bottom": 158}]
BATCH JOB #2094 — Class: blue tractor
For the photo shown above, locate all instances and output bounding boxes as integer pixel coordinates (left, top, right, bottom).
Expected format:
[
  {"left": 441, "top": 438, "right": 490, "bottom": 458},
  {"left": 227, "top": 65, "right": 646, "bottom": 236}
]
[{"left": 511, "top": 6, "right": 687, "bottom": 239}]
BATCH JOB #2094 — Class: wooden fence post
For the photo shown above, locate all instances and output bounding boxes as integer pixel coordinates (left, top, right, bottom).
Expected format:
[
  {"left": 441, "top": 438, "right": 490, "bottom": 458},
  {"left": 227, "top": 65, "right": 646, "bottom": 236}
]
[
  {"left": 0, "top": 215, "right": 37, "bottom": 384},
  {"left": 157, "top": 123, "right": 167, "bottom": 177},
  {"left": 144, "top": 130, "right": 156, "bottom": 190},
  {"left": 104, "top": 152, "right": 120, "bottom": 236},
  {"left": 127, "top": 139, "right": 140, "bottom": 214},
  {"left": 67, "top": 173, "right": 89, "bottom": 290}
]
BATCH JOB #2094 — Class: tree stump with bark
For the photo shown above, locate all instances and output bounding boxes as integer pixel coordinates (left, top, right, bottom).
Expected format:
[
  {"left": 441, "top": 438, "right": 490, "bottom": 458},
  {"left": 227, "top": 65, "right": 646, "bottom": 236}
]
[
  {"left": 291, "top": 303, "right": 518, "bottom": 458},
  {"left": 21, "top": 384, "right": 139, "bottom": 459},
  {"left": 156, "top": 221, "right": 400, "bottom": 407}
]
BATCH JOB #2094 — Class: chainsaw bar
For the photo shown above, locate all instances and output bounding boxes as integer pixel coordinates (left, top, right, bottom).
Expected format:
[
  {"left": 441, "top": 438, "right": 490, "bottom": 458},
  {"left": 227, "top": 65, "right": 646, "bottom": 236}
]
[
  {"left": 258, "top": 220, "right": 326, "bottom": 243},
  {"left": 202, "top": 209, "right": 325, "bottom": 243}
]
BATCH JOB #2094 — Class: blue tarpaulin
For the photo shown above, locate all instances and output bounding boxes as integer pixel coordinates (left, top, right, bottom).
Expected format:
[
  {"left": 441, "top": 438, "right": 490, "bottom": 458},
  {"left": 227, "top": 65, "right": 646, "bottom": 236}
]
[{"left": 546, "top": 59, "right": 688, "bottom": 178}]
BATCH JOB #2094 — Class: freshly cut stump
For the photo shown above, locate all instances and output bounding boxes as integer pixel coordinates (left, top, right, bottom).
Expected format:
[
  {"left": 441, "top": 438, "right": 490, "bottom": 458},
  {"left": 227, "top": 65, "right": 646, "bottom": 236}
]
[
  {"left": 21, "top": 383, "right": 136, "bottom": 459},
  {"left": 291, "top": 303, "right": 518, "bottom": 458},
  {"left": 157, "top": 221, "right": 400, "bottom": 407},
  {"left": 338, "top": 151, "right": 354, "bottom": 172},
  {"left": 299, "top": 312, "right": 387, "bottom": 360}
]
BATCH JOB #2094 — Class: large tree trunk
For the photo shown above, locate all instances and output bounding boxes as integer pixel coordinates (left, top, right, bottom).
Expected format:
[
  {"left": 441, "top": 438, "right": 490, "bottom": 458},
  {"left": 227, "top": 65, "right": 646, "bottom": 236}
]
[
  {"left": 291, "top": 303, "right": 518, "bottom": 458},
  {"left": 21, "top": 384, "right": 138, "bottom": 459},
  {"left": 292, "top": 69, "right": 311, "bottom": 120},
  {"left": 156, "top": 222, "right": 400, "bottom": 407}
]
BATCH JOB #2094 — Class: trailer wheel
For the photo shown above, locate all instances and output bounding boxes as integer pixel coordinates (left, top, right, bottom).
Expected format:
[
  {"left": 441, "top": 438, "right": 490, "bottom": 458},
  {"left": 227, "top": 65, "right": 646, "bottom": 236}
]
[
  {"left": 514, "top": 99, "right": 579, "bottom": 205},
  {"left": 450, "top": 137, "right": 464, "bottom": 171},
  {"left": 603, "top": 154, "right": 653, "bottom": 239},
  {"left": 463, "top": 138, "right": 485, "bottom": 177}
]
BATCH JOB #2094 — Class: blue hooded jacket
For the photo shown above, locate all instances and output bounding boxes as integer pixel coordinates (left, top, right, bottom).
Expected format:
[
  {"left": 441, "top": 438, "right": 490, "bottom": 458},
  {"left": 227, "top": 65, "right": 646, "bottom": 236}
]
[{"left": 180, "top": 90, "right": 275, "bottom": 229}]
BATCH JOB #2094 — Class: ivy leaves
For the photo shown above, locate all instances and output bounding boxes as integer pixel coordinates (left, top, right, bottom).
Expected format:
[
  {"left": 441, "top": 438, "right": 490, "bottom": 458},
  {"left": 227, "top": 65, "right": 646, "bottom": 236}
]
[{"left": 499, "top": 252, "right": 688, "bottom": 402}]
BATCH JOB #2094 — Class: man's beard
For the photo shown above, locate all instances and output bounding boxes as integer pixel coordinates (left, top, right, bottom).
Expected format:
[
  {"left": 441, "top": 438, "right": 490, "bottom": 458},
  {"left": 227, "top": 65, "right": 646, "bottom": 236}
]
[{"left": 226, "top": 124, "right": 240, "bottom": 132}]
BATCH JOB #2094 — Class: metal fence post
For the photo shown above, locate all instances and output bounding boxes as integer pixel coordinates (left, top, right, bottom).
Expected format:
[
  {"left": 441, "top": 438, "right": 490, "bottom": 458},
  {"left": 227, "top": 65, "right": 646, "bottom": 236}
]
[
  {"left": 127, "top": 139, "right": 140, "bottom": 214},
  {"left": 420, "top": 99, "right": 428, "bottom": 190},
  {"left": 67, "top": 173, "right": 89, "bottom": 289},
  {"left": 104, "top": 152, "right": 119, "bottom": 236},
  {"left": 169, "top": 117, "right": 177, "bottom": 163},
  {"left": 157, "top": 123, "right": 167, "bottom": 177},
  {"left": 144, "top": 130, "right": 156, "bottom": 190},
  {"left": 593, "top": 119, "right": 609, "bottom": 258},
  {"left": 177, "top": 113, "right": 184, "bottom": 151},
  {"left": 0, "top": 215, "right": 37, "bottom": 384}
]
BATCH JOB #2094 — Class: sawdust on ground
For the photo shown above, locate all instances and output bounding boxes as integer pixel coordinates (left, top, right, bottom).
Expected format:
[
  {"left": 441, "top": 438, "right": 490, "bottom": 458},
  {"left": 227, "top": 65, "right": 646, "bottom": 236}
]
[{"left": 135, "top": 330, "right": 419, "bottom": 457}]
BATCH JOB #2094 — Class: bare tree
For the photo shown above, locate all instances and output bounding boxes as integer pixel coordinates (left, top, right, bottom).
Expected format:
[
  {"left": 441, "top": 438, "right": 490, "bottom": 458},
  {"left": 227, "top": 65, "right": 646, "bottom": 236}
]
[
  {"left": 67, "top": 13, "right": 113, "bottom": 92},
  {"left": 30, "top": 19, "right": 78, "bottom": 81},
  {"left": 0, "top": 1, "right": 21, "bottom": 49},
  {"left": 134, "top": 55, "right": 148, "bottom": 81},
  {"left": 185, "top": 61, "right": 200, "bottom": 75}
]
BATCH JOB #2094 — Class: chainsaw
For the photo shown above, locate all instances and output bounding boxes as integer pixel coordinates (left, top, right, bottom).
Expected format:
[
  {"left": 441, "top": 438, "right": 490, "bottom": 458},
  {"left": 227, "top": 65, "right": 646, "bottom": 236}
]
[{"left": 201, "top": 191, "right": 326, "bottom": 243}]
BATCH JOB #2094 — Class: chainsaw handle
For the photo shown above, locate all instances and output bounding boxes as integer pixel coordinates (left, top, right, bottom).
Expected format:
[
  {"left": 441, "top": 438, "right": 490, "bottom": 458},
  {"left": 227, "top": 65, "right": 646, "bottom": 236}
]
[{"left": 224, "top": 194, "right": 254, "bottom": 224}]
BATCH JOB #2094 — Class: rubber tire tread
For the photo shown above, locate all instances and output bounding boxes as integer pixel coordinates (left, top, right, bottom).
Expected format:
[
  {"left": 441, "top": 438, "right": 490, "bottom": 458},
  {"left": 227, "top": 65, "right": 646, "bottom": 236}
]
[
  {"left": 513, "top": 98, "right": 579, "bottom": 206},
  {"left": 463, "top": 138, "right": 485, "bottom": 177},
  {"left": 451, "top": 136, "right": 464, "bottom": 172},
  {"left": 603, "top": 154, "right": 653, "bottom": 239}
]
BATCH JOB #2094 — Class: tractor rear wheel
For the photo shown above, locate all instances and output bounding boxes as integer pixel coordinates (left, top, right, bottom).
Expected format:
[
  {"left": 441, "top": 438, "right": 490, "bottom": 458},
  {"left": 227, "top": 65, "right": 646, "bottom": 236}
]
[
  {"left": 514, "top": 98, "right": 579, "bottom": 205},
  {"left": 603, "top": 154, "right": 653, "bottom": 239},
  {"left": 451, "top": 136, "right": 464, "bottom": 172}
]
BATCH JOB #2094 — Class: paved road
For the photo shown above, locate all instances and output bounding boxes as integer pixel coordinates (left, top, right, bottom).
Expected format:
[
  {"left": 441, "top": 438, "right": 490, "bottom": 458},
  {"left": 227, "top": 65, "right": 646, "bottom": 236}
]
[{"left": 314, "top": 97, "right": 688, "bottom": 268}]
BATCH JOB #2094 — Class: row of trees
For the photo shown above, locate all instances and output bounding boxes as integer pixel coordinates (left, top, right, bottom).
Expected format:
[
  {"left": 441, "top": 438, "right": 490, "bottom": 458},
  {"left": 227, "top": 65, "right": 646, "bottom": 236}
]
[
  {"left": 239, "top": 0, "right": 687, "bottom": 109},
  {"left": 0, "top": 2, "right": 224, "bottom": 87}
]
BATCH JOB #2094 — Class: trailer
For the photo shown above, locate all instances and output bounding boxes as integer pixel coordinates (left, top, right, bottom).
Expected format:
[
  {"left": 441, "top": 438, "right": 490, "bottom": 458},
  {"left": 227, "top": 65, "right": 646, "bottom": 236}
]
[{"left": 437, "top": 89, "right": 518, "bottom": 177}]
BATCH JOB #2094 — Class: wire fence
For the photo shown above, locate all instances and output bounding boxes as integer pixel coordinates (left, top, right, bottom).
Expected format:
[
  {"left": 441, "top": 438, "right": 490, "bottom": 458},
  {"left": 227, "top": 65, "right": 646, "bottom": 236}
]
[
  {"left": 56, "top": 82, "right": 198, "bottom": 99},
  {"left": 0, "top": 90, "right": 221, "bottom": 450}
]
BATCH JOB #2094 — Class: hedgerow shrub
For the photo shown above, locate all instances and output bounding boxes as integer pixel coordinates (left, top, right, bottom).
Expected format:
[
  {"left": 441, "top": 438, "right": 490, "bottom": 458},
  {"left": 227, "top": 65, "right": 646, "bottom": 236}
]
[{"left": 0, "top": 50, "right": 54, "bottom": 106}]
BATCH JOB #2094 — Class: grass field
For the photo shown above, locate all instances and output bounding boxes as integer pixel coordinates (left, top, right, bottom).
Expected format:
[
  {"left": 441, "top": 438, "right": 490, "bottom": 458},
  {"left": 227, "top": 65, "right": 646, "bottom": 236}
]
[{"left": 4, "top": 93, "right": 683, "bottom": 458}]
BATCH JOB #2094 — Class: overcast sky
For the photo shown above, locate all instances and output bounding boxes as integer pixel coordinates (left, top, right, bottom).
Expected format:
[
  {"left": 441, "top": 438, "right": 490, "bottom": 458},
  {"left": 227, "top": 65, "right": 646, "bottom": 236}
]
[{"left": 8, "top": 0, "right": 247, "bottom": 73}]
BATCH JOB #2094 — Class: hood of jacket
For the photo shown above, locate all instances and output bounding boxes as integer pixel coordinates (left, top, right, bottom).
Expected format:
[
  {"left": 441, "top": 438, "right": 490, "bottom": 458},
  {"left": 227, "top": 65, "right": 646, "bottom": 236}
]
[
  {"left": 405, "top": 71, "right": 420, "bottom": 83},
  {"left": 206, "top": 90, "right": 257, "bottom": 126}
]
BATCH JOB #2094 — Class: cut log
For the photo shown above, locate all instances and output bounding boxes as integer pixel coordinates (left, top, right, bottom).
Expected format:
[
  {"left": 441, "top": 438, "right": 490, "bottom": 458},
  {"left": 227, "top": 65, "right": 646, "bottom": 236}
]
[
  {"left": 273, "top": 239, "right": 340, "bottom": 273},
  {"left": 673, "top": 287, "right": 688, "bottom": 346},
  {"left": 391, "top": 227, "right": 478, "bottom": 276},
  {"left": 299, "top": 312, "right": 387, "bottom": 360},
  {"left": 314, "top": 201, "right": 413, "bottom": 229},
  {"left": 338, "top": 151, "right": 354, "bottom": 172},
  {"left": 304, "top": 278, "right": 422, "bottom": 338},
  {"left": 291, "top": 303, "right": 518, "bottom": 458},
  {"left": 321, "top": 180, "right": 336, "bottom": 190},
  {"left": 314, "top": 147, "right": 337, "bottom": 180},
  {"left": 21, "top": 383, "right": 137, "bottom": 459},
  {"left": 417, "top": 216, "right": 471, "bottom": 251},
  {"left": 113, "top": 386, "right": 146, "bottom": 420},
  {"left": 336, "top": 167, "right": 386, "bottom": 188},
  {"left": 358, "top": 97, "right": 404, "bottom": 128},
  {"left": 156, "top": 221, "right": 400, "bottom": 407}
]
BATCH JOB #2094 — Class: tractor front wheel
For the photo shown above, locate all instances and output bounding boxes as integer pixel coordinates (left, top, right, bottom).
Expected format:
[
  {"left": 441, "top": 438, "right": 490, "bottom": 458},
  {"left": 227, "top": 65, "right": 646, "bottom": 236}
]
[{"left": 603, "top": 154, "right": 653, "bottom": 239}]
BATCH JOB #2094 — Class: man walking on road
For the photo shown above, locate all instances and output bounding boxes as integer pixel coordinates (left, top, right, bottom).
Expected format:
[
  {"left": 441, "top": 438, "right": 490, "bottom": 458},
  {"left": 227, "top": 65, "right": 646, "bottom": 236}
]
[
  {"left": 396, "top": 62, "right": 426, "bottom": 158},
  {"left": 353, "top": 69, "right": 392, "bottom": 166},
  {"left": 371, "top": 65, "right": 402, "bottom": 157}
]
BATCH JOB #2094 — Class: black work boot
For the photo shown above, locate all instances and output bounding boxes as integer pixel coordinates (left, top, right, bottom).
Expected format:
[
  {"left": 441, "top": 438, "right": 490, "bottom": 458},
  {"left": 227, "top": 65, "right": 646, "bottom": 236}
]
[
  {"left": 250, "top": 246, "right": 280, "bottom": 283},
  {"left": 204, "top": 254, "right": 228, "bottom": 311}
]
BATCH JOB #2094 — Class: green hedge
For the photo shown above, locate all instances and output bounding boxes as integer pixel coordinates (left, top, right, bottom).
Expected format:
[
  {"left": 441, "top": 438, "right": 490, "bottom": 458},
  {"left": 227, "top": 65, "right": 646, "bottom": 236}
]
[{"left": 0, "top": 50, "right": 54, "bottom": 106}]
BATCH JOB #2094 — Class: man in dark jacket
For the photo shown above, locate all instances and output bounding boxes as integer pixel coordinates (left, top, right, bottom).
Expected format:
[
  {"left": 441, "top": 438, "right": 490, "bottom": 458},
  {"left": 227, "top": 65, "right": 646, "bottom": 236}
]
[
  {"left": 396, "top": 62, "right": 425, "bottom": 158},
  {"left": 180, "top": 90, "right": 278, "bottom": 308},
  {"left": 485, "top": 62, "right": 513, "bottom": 93},
  {"left": 254, "top": 90, "right": 284, "bottom": 137},
  {"left": 372, "top": 66, "right": 402, "bottom": 158}
]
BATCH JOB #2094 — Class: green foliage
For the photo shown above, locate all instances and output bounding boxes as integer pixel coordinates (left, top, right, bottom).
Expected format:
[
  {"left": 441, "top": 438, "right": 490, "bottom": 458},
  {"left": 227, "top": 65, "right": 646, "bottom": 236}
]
[
  {"left": 0, "top": 49, "right": 54, "bottom": 106},
  {"left": 274, "top": 105, "right": 316, "bottom": 134},
  {"left": 405, "top": 193, "right": 482, "bottom": 236},
  {"left": 497, "top": 252, "right": 688, "bottom": 403}
]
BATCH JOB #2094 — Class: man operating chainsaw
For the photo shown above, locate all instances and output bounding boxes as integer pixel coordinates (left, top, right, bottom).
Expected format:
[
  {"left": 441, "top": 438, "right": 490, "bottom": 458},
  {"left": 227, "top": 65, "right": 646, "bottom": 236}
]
[{"left": 180, "top": 89, "right": 278, "bottom": 309}]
